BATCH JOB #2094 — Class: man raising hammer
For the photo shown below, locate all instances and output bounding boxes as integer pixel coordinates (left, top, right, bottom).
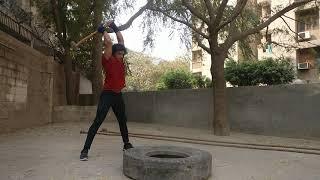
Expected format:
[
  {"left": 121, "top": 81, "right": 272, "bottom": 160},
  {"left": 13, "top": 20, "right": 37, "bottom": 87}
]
[{"left": 80, "top": 21, "right": 133, "bottom": 161}]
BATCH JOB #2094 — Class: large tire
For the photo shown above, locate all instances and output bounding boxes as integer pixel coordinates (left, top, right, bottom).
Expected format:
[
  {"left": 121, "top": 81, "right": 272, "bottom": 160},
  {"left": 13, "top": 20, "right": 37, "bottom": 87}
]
[{"left": 123, "top": 146, "right": 212, "bottom": 180}]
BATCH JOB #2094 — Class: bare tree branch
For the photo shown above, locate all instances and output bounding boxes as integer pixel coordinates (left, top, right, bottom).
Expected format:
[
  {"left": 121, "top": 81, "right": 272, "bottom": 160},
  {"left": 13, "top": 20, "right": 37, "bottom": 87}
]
[
  {"left": 271, "top": 41, "right": 300, "bottom": 49},
  {"left": 217, "top": 0, "right": 248, "bottom": 31},
  {"left": 193, "top": 21, "right": 211, "bottom": 53},
  {"left": 265, "top": 24, "right": 269, "bottom": 42},
  {"left": 212, "top": 0, "right": 229, "bottom": 28},
  {"left": 282, "top": 14, "right": 313, "bottom": 26},
  {"left": 194, "top": 33, "right": 211, "bottom": 53},
  {"left": 148, "top": 7, "right": 209, "bottom": 39},
  {"left": 203, "top": 0, "right": 215, "bottom": 19},
  {"left": 230, "top": 0, "right": 314, "bottom": 46},
  {"left": 118, "top": 0, "right": 153, "bottom": 30},
  {"left": 193, "top": 20, "right": 210, "bottom": 53},
  {"left": 227, "top": 19, "right": 240, "bottom": 46},
  {"left": 182, "top": 0, "right": 209, "bottom": 24}
]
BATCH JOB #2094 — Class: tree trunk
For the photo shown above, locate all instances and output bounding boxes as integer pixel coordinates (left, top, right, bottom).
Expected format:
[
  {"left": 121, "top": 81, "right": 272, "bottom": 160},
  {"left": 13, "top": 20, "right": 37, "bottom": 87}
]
[
  {"left": 64, "top": 48, "right": 75, "bottom": 105},
  {"left": 91, "top": 0, "right": 103, "bottom": 104},
  {"left": 211, "top": 51, "right": 230, "bottom": 136}
]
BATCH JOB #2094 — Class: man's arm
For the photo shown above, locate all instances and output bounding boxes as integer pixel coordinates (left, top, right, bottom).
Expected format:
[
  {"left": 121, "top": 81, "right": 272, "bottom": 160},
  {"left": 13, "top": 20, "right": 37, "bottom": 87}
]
[
  {"left": 103, "top": 31, "right": 113, "bottom": 59},
  {"left": 97, "top": 23, "right": 113, "bottom": 59},
  {"left": 109, "top": 21, "right": 124, "bottom": 45},
  {"left": 115, "top": 31, "right": 124, "bottom": 45}
]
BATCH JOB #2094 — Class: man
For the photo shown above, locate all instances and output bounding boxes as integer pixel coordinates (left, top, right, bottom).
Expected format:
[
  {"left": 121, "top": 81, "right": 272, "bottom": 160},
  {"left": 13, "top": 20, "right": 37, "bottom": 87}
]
[{"left": 80, "top": 21, "right": 133, "bottom": 161}]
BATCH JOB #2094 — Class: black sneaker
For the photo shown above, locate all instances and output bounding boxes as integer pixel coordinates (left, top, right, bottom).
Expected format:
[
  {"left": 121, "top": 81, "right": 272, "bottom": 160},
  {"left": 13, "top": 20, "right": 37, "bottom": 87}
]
[
  {"left": 80, "top": 149, "right": 88, "bottom": 161},
  {"left": 123, "top": 143, "right": 133, "bottom": 151}
]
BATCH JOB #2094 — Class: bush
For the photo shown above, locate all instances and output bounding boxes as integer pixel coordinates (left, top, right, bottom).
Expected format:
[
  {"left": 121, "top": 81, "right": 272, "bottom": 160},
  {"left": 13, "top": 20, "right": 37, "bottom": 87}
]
[
  {"left": 258, "top": 58, "right": 295, "bottom": 85},
  {"left": 157, "top": 69, "right": 194, "bottom": 90},
  {"left": 225, "top": 58, "right": 295, "bottom": 86},
  {"left": 192, "top": 74, "right": 213, "bottom": 88},
  {"left": 157, "top": 69, "right": 213, "bottom": 90}
]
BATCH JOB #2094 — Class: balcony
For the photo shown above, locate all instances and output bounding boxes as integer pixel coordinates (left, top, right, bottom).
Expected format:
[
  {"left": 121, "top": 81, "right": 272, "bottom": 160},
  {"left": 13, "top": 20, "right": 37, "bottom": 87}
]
[
  {"left": 0, "top": 5, "right": 61, "bottom": 62},
  {"left": 192, "top": 61, "right": 202, "bottom": 69},
  {"left": 294, "top": 0, "right": 317, "bottom": 11}
]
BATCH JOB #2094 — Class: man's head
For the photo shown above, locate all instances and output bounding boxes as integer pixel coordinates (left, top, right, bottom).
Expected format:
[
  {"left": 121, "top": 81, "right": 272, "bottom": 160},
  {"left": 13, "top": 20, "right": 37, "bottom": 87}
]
[{"left": 112, "top": 44, "right": 127, "bottom": 59}]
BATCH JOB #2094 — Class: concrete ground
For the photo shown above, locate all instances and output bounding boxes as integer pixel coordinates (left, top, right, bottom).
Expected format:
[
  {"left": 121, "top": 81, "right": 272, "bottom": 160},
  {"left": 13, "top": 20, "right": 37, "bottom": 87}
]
[{"left": 1, "top": 121, "right": 320, "bottom": 180}]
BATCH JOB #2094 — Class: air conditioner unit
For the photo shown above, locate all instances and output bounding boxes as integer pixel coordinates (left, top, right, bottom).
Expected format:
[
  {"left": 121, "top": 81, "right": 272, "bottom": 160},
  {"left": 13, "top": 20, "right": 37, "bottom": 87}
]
[
  {"left": 298, "top": 31, "right": 311, "bottom": 41},
  {"left": 297, "top": 62, "right": 311, "bottom": 70}
]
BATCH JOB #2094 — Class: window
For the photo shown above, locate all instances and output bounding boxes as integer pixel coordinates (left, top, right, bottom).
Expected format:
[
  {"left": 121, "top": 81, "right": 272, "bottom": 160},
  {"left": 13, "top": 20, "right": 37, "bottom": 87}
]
[
  {"left": 192, "top": 50, "right": 203, "bottom": 69},
  {"left": 296, "top": 8, "right": 319, "bottom": 33},
  {"left": 192, "top": 50, "right": 202, "bottom": 62}
]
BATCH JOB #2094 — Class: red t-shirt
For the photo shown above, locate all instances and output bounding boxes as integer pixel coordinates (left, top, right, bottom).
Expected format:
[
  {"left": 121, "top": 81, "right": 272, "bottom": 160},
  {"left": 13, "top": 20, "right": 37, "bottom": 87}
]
[{"left": 102, "top": 55, "right": 126, "bottom": 93}]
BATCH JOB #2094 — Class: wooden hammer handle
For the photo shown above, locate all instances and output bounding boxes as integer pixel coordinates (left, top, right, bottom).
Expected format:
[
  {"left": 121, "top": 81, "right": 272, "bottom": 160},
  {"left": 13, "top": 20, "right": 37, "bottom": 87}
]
[{"left": 74, "top": 31, "right": 98, "bottom": 47}]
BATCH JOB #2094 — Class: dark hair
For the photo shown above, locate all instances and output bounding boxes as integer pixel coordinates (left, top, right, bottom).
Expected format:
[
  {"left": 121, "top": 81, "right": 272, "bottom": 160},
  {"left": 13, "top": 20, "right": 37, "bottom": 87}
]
[{"left": 112, "top": 44, "right": 127, "bottom": 55}]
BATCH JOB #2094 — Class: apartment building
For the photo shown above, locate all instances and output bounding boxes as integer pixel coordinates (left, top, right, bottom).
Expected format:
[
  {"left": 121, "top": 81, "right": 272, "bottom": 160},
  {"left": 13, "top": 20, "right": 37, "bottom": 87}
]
[
  {"left": 191, "top": 0, "right": 320, "bottom": 83},
  {"left": 258, "top": 0, "right": 320, "bottom": 82}
]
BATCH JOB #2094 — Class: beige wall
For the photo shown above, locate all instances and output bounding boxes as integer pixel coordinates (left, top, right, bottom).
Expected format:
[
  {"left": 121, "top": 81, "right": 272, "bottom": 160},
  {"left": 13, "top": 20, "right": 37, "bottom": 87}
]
[
  {"left": 0, "top": 30, "right": 66, "bottom": 133},
  {"left": 258, "top": 0, "right": 297, "bottom": 60}
]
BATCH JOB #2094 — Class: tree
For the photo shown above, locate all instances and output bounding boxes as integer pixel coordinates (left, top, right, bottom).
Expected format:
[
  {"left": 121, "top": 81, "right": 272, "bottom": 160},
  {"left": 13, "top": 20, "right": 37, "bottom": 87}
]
[
  {"left": 32, "top": 0, "right": 152, "bottom": 104},
  {"left": 144, "top": 0, "right": 314, "bottom": 135},
  {"left": 124, "top": 50, "right": 158, "bottom": 91}
]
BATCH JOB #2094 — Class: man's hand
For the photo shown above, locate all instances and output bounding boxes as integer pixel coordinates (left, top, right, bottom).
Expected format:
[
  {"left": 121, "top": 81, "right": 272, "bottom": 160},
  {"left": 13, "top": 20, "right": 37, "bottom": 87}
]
[
  {"left": 105, "top": 20, "right": 113, "bottom": 27},
  {"left": 109, "top": 21, "right": 120, "bottom": 33},
  {"left": 97, "top": 24, "right": 105, "bottom": 33}
]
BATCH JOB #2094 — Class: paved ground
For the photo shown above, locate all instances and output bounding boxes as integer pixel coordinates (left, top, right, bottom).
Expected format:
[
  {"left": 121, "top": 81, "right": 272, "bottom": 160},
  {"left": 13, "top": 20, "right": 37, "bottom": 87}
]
[{"left": 1, "top": 121, "right": 320, "bottom": 180}]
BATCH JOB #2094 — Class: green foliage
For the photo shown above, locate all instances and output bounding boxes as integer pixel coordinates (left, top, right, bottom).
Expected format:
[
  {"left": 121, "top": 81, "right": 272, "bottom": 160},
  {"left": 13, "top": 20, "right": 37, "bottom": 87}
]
[
  {"left": 258, "top": 58, "right": 295, "bottom": 85},
  {"left": 225, "top": 58, "right": 295, "bottom": 86},
  {"left": 225, "top": 59, "right": 260, "bottom": 86},
  {"left": 155, "top": 81, "right": 167, "bottom": 90},
  {"left": 157, "top": 69, "right": 194, "bottom": 90},
  {"left": 156, "top": 69, "right": 213, "bottom": 90},
  {"left": 192, "top": 74, "right": 213, "bottom": 88},
  {"left": 72, "top": 42, "right": 94, "bottom": 79}
]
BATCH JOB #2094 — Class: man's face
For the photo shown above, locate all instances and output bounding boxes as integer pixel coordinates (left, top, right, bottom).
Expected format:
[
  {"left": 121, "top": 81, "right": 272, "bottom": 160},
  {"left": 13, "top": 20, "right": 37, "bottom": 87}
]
[{"left": 114, "top": 50, "right": 125, "bottom": 60}]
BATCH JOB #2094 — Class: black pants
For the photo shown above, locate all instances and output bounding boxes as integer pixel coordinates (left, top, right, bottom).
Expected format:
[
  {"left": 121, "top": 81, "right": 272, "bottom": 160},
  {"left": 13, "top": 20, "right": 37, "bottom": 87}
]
[{"left": 82, "top": 90, "right": 129, "bottom": 150}]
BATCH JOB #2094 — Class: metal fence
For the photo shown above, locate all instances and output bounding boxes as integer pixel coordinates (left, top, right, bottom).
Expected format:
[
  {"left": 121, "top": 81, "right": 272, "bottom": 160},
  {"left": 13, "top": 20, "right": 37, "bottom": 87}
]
[
  {"left": 0, "top": 1, "right": 61, "bottom": 63},
  {"left": 0, "top": 10, "right": 32, "bottom": 43},
  {"left": 0, "top": 0, "right": 31, "bottom": 24}
]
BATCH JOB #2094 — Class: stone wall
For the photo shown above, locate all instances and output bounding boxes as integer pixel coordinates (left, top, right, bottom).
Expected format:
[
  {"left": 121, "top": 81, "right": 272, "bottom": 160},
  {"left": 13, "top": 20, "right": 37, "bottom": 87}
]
[
  {"left": 0, "top": 30, "right": 66, "bottom": 133},
  {"left": 53, "top": 106, "right": 116, "bottom": 123},
  {"left": 54, "top": 84, "right": 320, "bottom": 139}
]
